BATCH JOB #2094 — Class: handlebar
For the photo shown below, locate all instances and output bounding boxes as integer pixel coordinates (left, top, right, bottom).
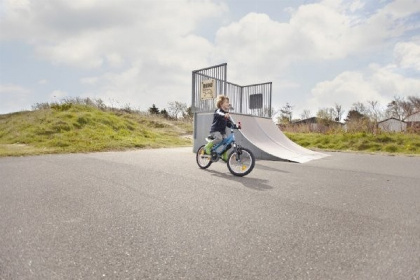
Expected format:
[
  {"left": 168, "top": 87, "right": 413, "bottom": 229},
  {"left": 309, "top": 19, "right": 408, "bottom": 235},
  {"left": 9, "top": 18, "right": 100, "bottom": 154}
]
[{"left": 227, "top": 115, "right": 241, "bottom": 130}]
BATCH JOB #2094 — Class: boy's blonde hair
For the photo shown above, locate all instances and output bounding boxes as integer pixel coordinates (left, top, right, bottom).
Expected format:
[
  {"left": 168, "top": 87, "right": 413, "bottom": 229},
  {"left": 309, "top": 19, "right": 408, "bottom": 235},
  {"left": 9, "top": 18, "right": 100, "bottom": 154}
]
[{"left": 216, "top": 95, "right": 229, "bottom": 109}]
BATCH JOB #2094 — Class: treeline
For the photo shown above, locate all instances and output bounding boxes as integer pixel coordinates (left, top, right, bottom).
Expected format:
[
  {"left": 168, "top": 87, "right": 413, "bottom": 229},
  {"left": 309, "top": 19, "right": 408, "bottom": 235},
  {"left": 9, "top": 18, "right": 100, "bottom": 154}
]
[
  {"left": 278, "top": 95, "right": 420, "bottom": 133},
  {"left": 32, "top": 97, "right": 193, "bottom": 121},
  {"left": 147, "top": 102, "right": 193, "bottom": 121}
]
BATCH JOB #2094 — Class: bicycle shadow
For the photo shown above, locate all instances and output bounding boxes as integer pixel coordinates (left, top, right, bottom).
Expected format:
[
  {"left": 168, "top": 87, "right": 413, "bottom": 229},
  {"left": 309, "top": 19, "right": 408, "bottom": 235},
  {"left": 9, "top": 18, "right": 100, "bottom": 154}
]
[
  {"left": 207, "top": 169, "right": 273, "bottom": 191},
  {"left": 254, "top": 162, "right": 292, "bottom": 173}
]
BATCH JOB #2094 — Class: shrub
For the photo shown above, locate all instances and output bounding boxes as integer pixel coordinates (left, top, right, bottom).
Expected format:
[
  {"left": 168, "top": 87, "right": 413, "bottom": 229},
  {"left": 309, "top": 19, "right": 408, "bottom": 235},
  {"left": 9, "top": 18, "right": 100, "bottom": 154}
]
[{"left": 384, "top": 144, "right": 398, "bottom": 153}]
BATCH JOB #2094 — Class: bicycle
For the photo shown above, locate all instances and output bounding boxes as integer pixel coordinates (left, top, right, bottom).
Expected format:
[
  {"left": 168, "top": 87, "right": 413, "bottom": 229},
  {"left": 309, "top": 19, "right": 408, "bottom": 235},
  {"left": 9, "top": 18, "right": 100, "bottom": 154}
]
[{"left": 196, "top": 120, "right": 256, "bottom": 177}]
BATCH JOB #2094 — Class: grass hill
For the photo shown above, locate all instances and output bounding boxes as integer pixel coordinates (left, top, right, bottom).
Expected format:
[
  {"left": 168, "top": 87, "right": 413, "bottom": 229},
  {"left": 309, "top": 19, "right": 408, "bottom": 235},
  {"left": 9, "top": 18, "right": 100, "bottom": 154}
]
[
  {"left": 1, "top": 100, "right": 419, "bottom": 157},
  {"left": 0, "top": 103, "right": 193, "bottom": 157},
  {"left": 285, "top": 132, "right": 420, "bottom": 155}
]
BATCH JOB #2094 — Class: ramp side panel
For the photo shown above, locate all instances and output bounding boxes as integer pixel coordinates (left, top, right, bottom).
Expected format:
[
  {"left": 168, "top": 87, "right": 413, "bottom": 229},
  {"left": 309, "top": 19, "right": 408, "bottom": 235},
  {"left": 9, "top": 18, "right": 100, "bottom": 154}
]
[
  {"left": 193, "top": 113, "right": 213, "bottom": 152},
  {"left": 231, "top": 114, "right": 328, "bottom": 163}
]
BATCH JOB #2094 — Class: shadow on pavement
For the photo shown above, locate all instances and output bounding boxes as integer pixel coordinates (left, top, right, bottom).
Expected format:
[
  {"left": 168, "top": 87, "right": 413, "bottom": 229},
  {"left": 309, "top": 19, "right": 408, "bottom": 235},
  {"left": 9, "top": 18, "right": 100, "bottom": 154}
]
[
  {"left": 207, "top": 169, "right": 273, "bottom": 191},
  {"left": 254, "top": 162, "right": 291, "bottom": 173}
]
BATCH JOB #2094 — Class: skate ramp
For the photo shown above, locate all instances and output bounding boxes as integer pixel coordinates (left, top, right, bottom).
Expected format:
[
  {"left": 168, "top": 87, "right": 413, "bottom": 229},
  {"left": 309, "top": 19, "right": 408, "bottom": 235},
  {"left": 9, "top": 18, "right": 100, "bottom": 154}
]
[
  {"left": 230, "top": 113, "right": 328, "bottom": 163},
  {"left": 193, "top": 113, "right": 328, "bottom": 163}
]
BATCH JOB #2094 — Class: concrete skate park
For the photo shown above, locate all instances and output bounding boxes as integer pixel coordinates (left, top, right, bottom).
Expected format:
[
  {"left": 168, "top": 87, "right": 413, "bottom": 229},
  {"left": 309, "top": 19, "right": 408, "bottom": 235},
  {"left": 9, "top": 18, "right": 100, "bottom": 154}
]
[
  {"left": 1, "top": 64, "right": 419, "bottom": 279},
  {"left": 1, "top": 148, "right": 419, "bottom": 279}
]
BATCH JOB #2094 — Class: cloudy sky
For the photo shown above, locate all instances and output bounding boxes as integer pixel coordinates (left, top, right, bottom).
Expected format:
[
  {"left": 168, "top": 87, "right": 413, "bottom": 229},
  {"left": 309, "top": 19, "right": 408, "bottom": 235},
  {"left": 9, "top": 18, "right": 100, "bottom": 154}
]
[{"left": 1, "top": 0, "right": 419, "bottom": 118}]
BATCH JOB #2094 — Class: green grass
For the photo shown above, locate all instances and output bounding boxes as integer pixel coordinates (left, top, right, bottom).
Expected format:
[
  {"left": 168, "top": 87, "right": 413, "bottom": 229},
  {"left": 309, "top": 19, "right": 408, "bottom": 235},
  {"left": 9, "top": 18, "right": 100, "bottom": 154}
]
[
  {"left": 0, "top": 104, "right": 192, "bottom": 157},
  {"left": 1, "top": 104, "right": 420, "bottom": 157},
  {"left": 285, "top": 132, "right": 420, "bottom": 155}
]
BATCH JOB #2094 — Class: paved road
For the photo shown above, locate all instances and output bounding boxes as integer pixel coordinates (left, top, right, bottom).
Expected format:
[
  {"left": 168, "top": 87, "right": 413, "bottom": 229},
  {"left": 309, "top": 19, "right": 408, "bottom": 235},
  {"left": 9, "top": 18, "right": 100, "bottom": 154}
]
[{"left": 0, "top": 148, "right": 419, "bottom": 280}]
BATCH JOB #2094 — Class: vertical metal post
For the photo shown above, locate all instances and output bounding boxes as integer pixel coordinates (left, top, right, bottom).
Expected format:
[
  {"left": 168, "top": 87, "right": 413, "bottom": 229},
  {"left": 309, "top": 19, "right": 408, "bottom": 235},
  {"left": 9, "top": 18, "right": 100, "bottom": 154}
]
[
  {"left": 191, "top": 71, "right": 196, "bottom": 112},
  {"left": 223, "top": 64, "right": 227, "bottom": 96},
  {"left": 239, "top": 86, "right": 243, "bottom": 114},
  {"left": 269, "top": 82, "right": 272, "bottom": 118}
]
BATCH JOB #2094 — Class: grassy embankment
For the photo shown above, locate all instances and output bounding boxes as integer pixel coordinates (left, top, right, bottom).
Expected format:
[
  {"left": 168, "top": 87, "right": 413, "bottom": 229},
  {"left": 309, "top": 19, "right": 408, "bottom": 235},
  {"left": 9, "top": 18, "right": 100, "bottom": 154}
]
[
  {"left": 0, "top": 103, "right": 193, "bottom": 157},
  {"left": 1, "top": 103, "right": 419, "bottom": 157},
  {"left": 285, "top": 131, "right": 420, "bottom": 155}
]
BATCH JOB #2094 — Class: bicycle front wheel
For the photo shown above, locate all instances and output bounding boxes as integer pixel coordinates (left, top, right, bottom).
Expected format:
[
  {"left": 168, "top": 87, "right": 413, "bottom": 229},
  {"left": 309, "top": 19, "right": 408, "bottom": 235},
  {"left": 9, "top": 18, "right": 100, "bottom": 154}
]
[
  {"left": 227, "top": 147, "right": 255, "bottom": 177},
  {"left": 196, "top": 145, "right": 212, "bottom": 169}
]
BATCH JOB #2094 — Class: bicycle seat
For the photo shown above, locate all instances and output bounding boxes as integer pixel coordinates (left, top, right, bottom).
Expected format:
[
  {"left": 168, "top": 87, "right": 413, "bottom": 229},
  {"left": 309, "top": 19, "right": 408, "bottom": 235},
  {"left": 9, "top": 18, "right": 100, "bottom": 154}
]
[{"left": 207, "top": 135, "right": 215, "bottom": 140}]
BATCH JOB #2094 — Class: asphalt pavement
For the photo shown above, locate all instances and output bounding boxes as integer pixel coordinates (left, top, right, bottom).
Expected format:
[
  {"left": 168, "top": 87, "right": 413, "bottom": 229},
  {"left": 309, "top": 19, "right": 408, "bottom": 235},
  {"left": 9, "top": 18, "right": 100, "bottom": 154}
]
[{"left": 0, "top": 148, "right": 419, "bottom": 280}]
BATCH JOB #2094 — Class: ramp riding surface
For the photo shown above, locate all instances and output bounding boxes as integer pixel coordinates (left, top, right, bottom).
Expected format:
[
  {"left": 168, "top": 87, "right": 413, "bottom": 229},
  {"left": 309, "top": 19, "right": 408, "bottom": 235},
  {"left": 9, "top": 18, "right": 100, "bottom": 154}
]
[
  {"left": 194, "top": 113, "right": 327, "bottom": 163},
  {"left": 231, "top": 113, "right": 328, "bottom": 163}
]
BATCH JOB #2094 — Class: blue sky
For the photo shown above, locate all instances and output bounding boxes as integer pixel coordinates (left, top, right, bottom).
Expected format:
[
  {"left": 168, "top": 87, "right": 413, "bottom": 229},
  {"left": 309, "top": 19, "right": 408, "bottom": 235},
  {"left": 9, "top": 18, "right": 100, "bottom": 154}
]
[{"left": 1, "top": 0, "right": 419, "bottom": 118}]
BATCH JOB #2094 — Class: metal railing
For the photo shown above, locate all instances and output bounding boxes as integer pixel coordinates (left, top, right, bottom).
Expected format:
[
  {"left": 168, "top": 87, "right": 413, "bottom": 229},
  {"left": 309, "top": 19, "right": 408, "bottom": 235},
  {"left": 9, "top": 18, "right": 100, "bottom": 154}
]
[{"left": 192, "top": 63, "right": 272, "bottom": 118}]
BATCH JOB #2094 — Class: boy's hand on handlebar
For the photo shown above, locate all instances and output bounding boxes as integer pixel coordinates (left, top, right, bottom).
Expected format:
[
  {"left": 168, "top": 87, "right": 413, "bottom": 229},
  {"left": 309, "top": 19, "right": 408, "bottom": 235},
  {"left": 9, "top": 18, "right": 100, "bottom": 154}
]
[{"left": 233, "top": 123, "right": 241, "bottom": 129}]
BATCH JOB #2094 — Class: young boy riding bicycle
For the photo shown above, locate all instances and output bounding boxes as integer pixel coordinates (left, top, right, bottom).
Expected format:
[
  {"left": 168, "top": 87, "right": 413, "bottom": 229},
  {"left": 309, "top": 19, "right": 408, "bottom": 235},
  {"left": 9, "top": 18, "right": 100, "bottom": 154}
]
[{"left": 204, "top": 95, "right": 237, "bottom": 158}]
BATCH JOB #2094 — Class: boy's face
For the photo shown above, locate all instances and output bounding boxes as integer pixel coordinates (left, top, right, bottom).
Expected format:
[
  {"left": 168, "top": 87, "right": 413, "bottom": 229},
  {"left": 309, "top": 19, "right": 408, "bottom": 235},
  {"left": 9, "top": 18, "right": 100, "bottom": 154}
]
[{"left": 221, "top": 99, "right": 230, "bottom": 111}]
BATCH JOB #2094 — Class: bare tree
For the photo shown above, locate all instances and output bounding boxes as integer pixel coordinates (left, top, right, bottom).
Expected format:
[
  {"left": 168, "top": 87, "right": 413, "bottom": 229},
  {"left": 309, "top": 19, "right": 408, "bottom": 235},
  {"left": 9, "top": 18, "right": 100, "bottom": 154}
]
[
  {"left": 401, "top": 100, "right": 414, "bottom": 119},
  {"left": 168, "top": 101, "right": 187, "bottom": 120},
  {"left": 264, "top": 107, "right": 277, "bottom": 118},
  {"left": 279, "top": 102, "right": 293, "bottom": 123},
  {"left": 182, "top": 106, "right": 194, "bottom": 121},
  {"left": 408, "top": 96, "right": 420, "bottom": 111},
  {"left": 300, "top": 109, "right": 311, "bottom": 120},
  {"left": 316, "top": 108, "right": 335, "bottom": 121},
  {"left": 352, "top": 102, "right": 368, "bottom": 115},
  {"left": 334, "top": 103, "right": 344, "bottom": 122},
  {"left": 386, "top": 96, "right": 410, "bottom": 120},
  {"left": 389, "top": 95, "right": 420, "bottom": 119},
  {"left": 367, "top": 100, "right": 383, "bottom": 123}
]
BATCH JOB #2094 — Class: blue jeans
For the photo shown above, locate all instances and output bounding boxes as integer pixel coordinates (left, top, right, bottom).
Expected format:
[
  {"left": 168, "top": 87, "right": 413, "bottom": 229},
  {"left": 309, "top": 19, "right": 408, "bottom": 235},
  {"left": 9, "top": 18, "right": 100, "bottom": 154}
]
[{"left": 210, "top": 131, "right": 226, "bottom": 145}]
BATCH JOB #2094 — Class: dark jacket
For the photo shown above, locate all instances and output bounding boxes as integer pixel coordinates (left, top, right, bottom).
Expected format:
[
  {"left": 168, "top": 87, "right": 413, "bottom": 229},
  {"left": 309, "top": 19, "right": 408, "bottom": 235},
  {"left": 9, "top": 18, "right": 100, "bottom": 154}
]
[{"left": 210, "top": 108, "right": 233, "bottom": 134}]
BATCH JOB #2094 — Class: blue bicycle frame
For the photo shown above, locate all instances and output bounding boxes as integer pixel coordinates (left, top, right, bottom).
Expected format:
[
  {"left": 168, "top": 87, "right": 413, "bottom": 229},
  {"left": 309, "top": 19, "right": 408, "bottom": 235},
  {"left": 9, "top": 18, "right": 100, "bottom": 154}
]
[
  {"left": 209, "top": 127, "right": 236, "bottom": 156},
  {"left": 197, "top": 120, "right": 254, "bottom": 176}
]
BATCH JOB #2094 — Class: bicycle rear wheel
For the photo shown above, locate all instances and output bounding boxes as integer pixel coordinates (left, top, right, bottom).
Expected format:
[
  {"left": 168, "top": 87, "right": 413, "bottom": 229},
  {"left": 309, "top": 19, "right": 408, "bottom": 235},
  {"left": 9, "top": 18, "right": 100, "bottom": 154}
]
[
  {"left": 227, "top": 148, "right": 255, "bottom": 177},
  {"left": 196, "top": 145, "right": 212, "bottom": 169}
]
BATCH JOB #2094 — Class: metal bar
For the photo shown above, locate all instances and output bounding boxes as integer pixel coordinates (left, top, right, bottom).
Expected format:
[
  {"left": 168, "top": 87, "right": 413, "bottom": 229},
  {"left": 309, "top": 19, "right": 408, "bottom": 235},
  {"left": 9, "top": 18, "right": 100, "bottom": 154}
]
[
  {"left": 193, "top": 62, "right": 227, "bottom": 74},
  {"left": 242, "top": 82, "right": 272, "bottom": 88},
  {"left": 269, "top": 82, "right": 272, "bottom": 118},
  {"left": 192, "top": 63, "right": 272, "bottom": 117}
]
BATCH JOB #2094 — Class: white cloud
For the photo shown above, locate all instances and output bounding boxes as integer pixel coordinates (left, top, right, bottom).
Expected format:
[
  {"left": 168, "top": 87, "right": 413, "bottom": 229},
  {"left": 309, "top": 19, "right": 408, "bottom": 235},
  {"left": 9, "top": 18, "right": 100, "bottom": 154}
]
[
  {"left": 0, "top": 0, "right": 227, "bottom": 111},
  {"left": 0, "top": 84, "right": 30, "bottom": 94},
  {"left": 211, "top": 0, "right": 420, "bottom": 117},
  {"left": 305, "top": 63, "right": 420, "bottom": 113},
  {"left": 0, "top": 84, "right": 33, "bottom": 113},
  {"left": 213, "top": 0, "right": 419, "bottom": 85},
  {"left": 308, "top": 71, "right": 380, "bottom": 111},
  {"left": 0, "top": 0, "right": 419, "bottom": 115},
  {"left": 50, "top": 90, "right": 67, "bottom": 100},
  {"left": 394, "top": 41, "right": 420, "bottom": 70},
  {"left": 349, "top": 0, "right": 365, "bottom": 12},
  {"left": 0, "top": 0, "right": 227, "bottom": 67},
  {"left": 36, "top": 37, "right": 105, "bottom": 68}
]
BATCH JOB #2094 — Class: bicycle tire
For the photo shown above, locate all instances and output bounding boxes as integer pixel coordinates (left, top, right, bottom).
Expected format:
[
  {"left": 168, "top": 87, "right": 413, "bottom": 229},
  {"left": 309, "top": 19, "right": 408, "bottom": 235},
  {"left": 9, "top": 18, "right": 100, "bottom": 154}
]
[
  {"left": 196, "top": 145, "right": 212, "bottom": 169},
  {"left": 227, "top": 147, "right": 255, "bottom": 177}
]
